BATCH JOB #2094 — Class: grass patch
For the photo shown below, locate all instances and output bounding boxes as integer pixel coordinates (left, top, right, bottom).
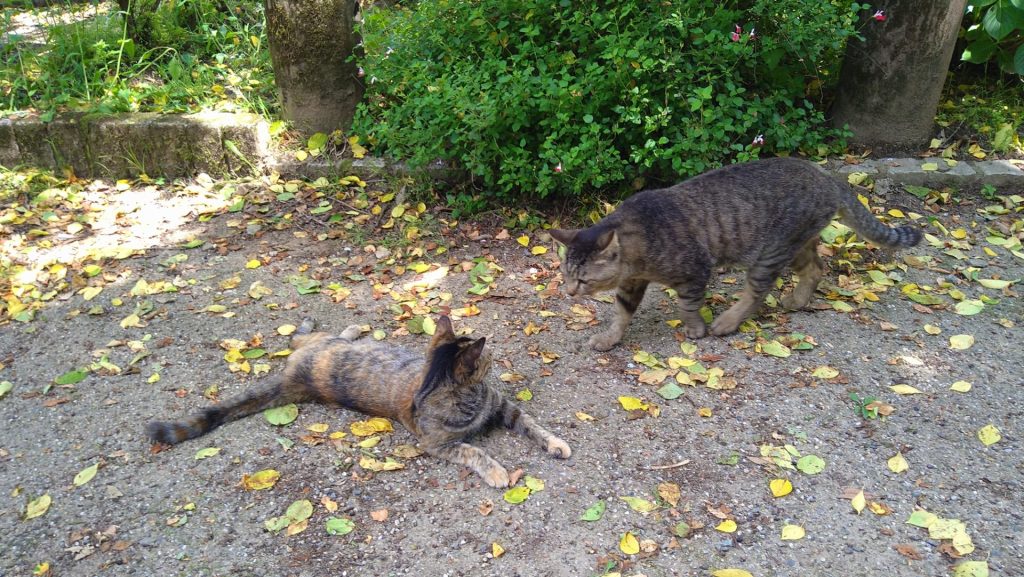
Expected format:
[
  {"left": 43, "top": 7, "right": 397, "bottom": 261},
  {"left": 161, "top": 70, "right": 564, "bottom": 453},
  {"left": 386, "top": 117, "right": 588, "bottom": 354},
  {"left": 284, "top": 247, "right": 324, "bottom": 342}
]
[{"left": 0, "top": 0, "right": 275, "bottom": 118}]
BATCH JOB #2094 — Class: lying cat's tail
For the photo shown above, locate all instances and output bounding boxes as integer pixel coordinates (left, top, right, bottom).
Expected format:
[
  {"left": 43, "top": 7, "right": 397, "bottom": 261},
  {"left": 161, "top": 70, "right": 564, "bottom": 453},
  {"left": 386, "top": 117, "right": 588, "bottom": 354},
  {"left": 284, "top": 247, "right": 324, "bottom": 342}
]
[
  {"left": 146, "top": 375, "right": 313, "bottom": 445},
  {"left": 837, "top": 189, "right": 923, "bottom": 248}
]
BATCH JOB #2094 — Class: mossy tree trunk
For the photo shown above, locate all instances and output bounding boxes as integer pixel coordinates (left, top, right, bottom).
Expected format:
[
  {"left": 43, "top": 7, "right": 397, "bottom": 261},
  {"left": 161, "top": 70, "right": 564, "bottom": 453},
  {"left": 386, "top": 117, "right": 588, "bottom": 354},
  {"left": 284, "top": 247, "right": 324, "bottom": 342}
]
[
  {"left": 264, "top": 0, "right": 363, "bottom": 135},
  {"left": 831, "top": 1, "right": 967, "bottom": 148}
]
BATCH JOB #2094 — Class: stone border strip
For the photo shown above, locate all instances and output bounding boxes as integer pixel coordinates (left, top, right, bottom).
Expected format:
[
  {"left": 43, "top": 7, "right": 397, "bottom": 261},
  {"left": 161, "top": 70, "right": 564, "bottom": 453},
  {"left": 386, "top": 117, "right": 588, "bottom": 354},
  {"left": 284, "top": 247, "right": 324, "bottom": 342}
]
[{"left": 2, "top": 112, "right": 1023, "bottom": 188}]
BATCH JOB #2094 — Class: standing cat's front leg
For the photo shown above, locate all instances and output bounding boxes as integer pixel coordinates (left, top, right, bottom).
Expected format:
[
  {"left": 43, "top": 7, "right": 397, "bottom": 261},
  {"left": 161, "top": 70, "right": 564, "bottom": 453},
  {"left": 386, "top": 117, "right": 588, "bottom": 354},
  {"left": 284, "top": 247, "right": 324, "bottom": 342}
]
[
  {"left": 674, "top": 280, "right": 709, "bottom": 339},
  {"left": 590, "top": 279, "right": 649, "bottom": 351},
  {"left": 500, "top": 399, "right": 572, "bottom": 459},
  {"left": 426, "top": 442, "right": 510, "bottom": 488}
]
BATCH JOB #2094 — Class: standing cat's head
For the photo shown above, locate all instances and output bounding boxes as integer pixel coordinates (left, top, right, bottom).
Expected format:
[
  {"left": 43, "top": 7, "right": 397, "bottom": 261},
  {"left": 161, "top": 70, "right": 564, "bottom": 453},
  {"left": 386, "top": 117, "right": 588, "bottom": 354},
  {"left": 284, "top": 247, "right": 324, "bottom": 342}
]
[
  {"left": 420, "top": 316, "right": 492, "bottom": 396},
  {"left": 549, "top": 226, "right": 623, "bottom": 296}
]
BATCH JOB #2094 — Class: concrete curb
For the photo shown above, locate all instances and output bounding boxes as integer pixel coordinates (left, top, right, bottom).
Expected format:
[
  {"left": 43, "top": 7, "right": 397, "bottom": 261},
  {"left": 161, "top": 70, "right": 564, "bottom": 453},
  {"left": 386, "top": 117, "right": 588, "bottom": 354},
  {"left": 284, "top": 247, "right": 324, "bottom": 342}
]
[{"left": 2, "top": 112, "right": 1023, "bottom": 189}]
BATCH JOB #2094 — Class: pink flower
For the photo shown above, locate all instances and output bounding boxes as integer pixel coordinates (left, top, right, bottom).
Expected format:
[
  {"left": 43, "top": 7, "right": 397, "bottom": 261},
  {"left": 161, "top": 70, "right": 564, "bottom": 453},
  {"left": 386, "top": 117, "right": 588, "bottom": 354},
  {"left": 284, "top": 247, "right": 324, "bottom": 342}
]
[
  {"left": 357, "top": 67, "right": 366, "bottom": 78},
  {"left": 872, "top": 10, "right": 886, "bottom": 22},
  {"left": 751, "top": 134, "right": 764, "bottom": 147},
  {"left": 554, "top": 162, "right": 563, "bottom": 174},
  {"left": 730, "top": 24, "right": 742, "bottom": 42}
]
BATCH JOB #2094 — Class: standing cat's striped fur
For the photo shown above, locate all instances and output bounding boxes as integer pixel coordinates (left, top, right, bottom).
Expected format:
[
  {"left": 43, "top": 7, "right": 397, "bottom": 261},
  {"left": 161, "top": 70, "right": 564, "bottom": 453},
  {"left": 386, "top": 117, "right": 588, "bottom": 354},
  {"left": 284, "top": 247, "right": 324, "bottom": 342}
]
[
  {"left": 550, "top": 157, "right": 922, "bottom": 350},
  {"left": 146, "top": 316, "right": 571, "bottom": 488}
]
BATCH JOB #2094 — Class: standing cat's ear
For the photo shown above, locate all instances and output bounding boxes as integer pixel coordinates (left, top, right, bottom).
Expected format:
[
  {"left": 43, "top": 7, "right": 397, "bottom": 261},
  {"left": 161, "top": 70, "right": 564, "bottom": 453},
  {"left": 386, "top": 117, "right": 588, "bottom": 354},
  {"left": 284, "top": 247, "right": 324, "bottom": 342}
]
[
  {"left": 456, "top": 337, "right": 487, "bottom": 375},
  {"left": 549, "top": 228, "right": 579, "bottom": 246},
  {"left": 595, "top": 229, "right": 619, "bottom": 253},
  {"left": 430, "top": 315, "right": 457, "bottom": 347}
]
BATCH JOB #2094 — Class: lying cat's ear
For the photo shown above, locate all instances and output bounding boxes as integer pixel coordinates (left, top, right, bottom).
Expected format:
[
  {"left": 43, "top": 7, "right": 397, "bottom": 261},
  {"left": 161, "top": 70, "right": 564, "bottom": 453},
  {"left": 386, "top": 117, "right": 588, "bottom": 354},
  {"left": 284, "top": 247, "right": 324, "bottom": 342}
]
[
  {"left": 430, "top": 315, "right": 456, "bottom": 347},
  {"left": 457, "top": 337, "right": 487, "bottom": 373},
  {"left": 595, "top": 229, "right": 618, "bottom": 253},
  {"left": 549, "top": 228, "right": 578, "bottom": 246}
]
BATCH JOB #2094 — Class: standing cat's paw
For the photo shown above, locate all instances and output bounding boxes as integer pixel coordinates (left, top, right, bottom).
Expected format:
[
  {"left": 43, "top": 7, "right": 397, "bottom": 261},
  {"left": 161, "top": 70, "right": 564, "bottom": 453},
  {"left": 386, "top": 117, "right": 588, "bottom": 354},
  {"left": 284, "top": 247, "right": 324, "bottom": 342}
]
[
  {"left": 482, "top": 465, "right": 510, "bottom": 488},
  {"left": 547, "top": 437, "right": 572, "bottom": 459},
  {"left": 780, "top": 293, "right": 809, "bottom": 311},
  {"left": 709, "top": 316, "right": 741, "bottom": 337},
  {"left": 588, "top": 331, "right": 621, "bottom": 351},
  {"left": 683, "top": 322, "right": 708, "bottom": 340}
]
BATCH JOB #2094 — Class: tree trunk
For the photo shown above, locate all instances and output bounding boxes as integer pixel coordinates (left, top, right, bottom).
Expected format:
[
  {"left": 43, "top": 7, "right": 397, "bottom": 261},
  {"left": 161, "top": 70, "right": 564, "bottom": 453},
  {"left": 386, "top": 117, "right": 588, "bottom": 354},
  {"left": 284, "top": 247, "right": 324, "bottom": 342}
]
[
  {"left": 264, "top": 0, "right": 363, "bottom": 135},
  {"left": 831, "top": 1, "right": 967, "bottom": 149}
]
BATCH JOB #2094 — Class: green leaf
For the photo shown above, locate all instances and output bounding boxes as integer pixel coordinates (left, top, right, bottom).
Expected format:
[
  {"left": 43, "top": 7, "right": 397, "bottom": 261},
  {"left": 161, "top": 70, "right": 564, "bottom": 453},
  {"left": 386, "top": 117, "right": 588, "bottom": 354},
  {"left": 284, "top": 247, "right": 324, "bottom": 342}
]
[
  {"left": 241, "top": 348, "right": 267, "bottom": 359},
  {"left": 54, "top": 369, "right": 87, "bottom": 385},
  {"left": 286, "top": 499, "right": 314, "bottom": 522},
  {"left": 325, "top": 517, "right": 355, "bottom": 536},
  {"left": 672, "top": 521, "right": 691, "bottom": 538},
  {"left": 954, "top": 299, "right": 985, "bottom": 316},
  {"left": 903, "top": 185, "right": 933, "bottom": 199},
  {"left": 993, "top": 123, "right": 1016, "bottom": 153},
  {"left": 503, "top": 486, "right": 531, "bottom": 504},
  {"left": 264, "top": 404, "right": 299, "bottom": 426},
  {"left": 0, "top": 381, "right": 12, "bottom": 399},
  {"left": 524, "top": 476, "right": 545, "bottom": 492},
  {"left": 983, "top": 3, "right": 1019, "bottom": 41},
  {"left": 194, "top": 447, "right": 221, "bottom": 460},
  {"left": 656, "top": 381, "right": 684, "bottom": 400},
  {"left": 953, "top": 561, "right": 989, "bottom": 577},
  {"left": 906, "top": 509, "right": 938, "bottom": 528},
  {"left": 620, "top": 496, "right": 658, "bottom": 513},
  {"left": 307, "top": 132, "right": 329, "bottom": 151},
  {"left": 25, "top": 494, "right": 51, "bottom": 519},
  {"left": 760, "top": 340, "right": 791, "bottom": 358},
  {"left": 73, "top": 463, "right": 99, "bottom": 486},
  {"left": 796, "top": 455, "right": 826, "bottom": 475},
  {"left": 1014, "top": 44, "right": 1024, "bottom": 75},
  {"left": 580, "top": 500, "right": 606, "bottom": 521},
  {"left": 265, "top": 515, "right": 290, "bottom": 533}
]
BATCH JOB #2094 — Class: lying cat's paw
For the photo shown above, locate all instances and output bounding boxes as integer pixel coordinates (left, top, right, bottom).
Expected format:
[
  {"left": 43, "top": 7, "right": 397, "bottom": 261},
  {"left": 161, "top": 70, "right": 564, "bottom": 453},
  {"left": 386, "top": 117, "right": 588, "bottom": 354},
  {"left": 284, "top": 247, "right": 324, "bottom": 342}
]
[
  {"left": 339, "top": 325, "right": 362, "bottom": 340},
  {"left": 588, "top": 331, "right": 621, "bottom": 351},
  {"left": 482, "top": 465, "right": 510, "bottom": 488},
  {"left": 547, "top": 437, "right": 572, "bottom": 459}
]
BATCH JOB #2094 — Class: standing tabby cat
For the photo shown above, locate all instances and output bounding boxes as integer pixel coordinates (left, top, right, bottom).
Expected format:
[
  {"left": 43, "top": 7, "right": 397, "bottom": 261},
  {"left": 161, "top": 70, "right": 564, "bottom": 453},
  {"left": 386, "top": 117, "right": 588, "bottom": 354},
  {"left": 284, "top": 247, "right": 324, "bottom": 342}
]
[
  {"left": 146, "top": 316, "right": 571, "bottom": 488},
  {"left": 550, "top": 157, "right": 922, "bottom": 350}
]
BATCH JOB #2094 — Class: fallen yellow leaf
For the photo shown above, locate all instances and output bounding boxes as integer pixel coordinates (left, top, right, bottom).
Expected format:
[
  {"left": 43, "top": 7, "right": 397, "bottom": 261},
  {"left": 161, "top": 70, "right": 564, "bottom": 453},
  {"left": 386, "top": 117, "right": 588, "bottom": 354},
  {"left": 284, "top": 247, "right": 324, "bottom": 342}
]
[
  {"left": 889, "top": 384, "right": 923, "bottom": 395},
  {"left": 769, "top": 478, "right": 793, "bottom": 498},
  {"left": 888, "top": 452, "right": 909, "bottom": 473},
  {"left": 715, "top": 519, "right": 737, "bottom": 533},
  {"left": 780, "top": 524, "right": 805, "bottom": 540},
  {"left": 950, "top": 380, "right": 972, "bottom": 393},
  {"left": 619, "top": 531, "right": 640, "bottom": 555},
  {"left": 977, "top": 424, "right": 1001, "bottom": 446},
  {"left": 851, "top": 489, "right": 866, "bottom": 514},
  {"left": 350, "top": 417, "right": 394, "bottom": 436}
]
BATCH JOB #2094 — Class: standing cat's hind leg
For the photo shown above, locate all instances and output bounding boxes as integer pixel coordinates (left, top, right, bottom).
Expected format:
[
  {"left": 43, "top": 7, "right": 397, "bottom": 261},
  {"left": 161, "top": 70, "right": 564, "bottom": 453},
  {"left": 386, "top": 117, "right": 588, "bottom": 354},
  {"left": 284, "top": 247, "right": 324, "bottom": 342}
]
[{"left": 781, "top": 238, "right": 823, "bottom": 310}]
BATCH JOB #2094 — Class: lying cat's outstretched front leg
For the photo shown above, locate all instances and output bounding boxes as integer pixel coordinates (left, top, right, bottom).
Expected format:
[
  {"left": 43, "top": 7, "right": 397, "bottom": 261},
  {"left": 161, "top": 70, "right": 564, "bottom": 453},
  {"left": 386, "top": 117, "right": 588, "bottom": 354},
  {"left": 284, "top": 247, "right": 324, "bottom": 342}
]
[
  {"left": 499, "top": 399, "right": 572, "bottom": 459},
  {"left": 426, "top": 442, "right": 510, "bottom": 488}
]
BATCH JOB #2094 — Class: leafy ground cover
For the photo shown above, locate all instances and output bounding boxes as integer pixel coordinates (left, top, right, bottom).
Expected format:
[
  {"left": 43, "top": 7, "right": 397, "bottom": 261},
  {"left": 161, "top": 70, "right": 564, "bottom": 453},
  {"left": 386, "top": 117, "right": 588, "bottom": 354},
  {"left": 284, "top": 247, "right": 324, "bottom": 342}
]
[{"left": 0, "top": 167, "right": 1021, "bottom": 576}]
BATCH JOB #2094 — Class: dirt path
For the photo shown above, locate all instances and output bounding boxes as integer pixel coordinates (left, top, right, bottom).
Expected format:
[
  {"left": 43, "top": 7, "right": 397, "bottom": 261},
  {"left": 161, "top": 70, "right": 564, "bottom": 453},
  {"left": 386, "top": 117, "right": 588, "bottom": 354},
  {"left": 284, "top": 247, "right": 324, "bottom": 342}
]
[{"left": 1, "top": 172, "right": 1021, "bottom": 577}]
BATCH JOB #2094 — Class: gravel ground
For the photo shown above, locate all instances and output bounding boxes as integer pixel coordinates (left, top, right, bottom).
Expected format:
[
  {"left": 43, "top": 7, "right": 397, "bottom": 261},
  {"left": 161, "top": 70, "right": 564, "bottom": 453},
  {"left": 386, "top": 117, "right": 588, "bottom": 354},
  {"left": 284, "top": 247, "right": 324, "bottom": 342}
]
[{"left": 1, "top": 174, "right": 1021, "bottom": 577}]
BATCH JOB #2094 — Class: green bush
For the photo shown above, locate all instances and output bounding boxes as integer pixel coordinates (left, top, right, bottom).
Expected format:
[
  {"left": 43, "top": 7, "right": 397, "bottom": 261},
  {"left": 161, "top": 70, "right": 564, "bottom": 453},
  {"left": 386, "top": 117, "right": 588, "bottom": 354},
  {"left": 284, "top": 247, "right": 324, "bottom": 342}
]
[
  {"left": 355, "top": 0, "right": 868, "bottom": 202},
  {"left": 961, "top": 0, "right": 1024, "bottom": 74}
]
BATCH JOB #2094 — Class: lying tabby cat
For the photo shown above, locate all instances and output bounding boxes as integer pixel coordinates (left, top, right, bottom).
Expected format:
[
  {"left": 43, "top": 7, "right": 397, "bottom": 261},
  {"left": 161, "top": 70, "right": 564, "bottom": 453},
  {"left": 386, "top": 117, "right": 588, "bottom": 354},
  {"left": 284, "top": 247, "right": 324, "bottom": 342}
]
[
  {"left": 147, "top": 316, "right": 571, "bottom": 488},
  {"left": 550, "top": 157, "right": 922, "bottom": 350}
]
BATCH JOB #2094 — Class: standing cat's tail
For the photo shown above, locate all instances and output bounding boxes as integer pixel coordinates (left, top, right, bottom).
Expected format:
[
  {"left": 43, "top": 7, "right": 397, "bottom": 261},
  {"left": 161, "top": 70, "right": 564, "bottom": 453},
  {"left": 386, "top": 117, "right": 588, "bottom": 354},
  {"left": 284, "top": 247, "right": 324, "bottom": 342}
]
[
  {"left": 146, "top": 375, "right": 306, "bottom": 445},
  {"left": 837, "top": 190, "right": 922, "bottom": 248}
]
